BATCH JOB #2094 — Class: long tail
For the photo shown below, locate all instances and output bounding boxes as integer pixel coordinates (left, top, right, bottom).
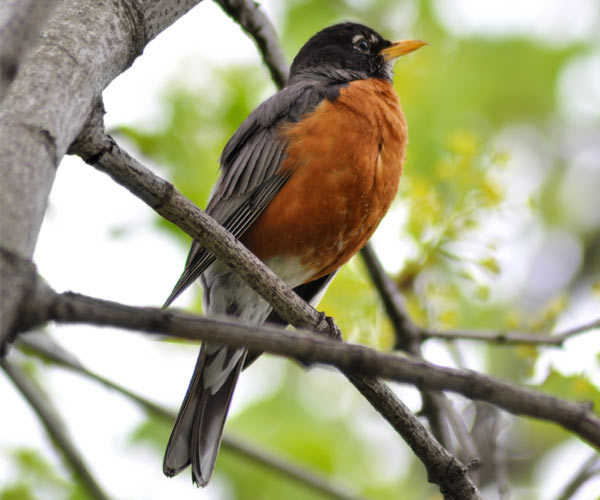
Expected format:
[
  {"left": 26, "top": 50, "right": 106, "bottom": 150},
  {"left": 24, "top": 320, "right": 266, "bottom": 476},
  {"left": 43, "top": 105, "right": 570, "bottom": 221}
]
[
  {"left": 163, "top": 343, "right": 247, "bottom": 486},
  {"left": 163, "top": 272, "right": 337, "bottom": 484}
]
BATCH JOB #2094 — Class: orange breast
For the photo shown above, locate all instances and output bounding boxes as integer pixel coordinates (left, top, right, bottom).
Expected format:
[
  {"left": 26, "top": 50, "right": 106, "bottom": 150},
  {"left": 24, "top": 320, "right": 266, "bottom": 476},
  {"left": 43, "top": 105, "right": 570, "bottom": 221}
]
[{"left": 241, "top": 78, "right": 407, "bottom": 282}]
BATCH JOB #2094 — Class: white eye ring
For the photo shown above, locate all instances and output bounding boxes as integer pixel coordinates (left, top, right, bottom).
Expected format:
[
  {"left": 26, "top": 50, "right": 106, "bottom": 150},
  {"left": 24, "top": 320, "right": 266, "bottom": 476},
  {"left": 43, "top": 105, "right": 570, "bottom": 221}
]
[{"left": 355, "top": 39, "right": 369, "bottom": 52}]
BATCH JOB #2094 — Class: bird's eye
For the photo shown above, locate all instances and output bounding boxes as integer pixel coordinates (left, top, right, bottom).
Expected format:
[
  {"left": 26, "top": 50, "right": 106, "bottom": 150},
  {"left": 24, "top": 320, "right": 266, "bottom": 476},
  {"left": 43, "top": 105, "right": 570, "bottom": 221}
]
[{"left": 355, "top": 39, "right": 370, "bottom": 53}]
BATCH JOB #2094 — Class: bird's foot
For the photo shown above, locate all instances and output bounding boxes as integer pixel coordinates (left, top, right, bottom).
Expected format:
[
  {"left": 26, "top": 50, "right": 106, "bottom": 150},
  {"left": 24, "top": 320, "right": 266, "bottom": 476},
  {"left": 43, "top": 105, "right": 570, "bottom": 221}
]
[{"left": 316, "top": 311, "right": 342, "bottom": 341}]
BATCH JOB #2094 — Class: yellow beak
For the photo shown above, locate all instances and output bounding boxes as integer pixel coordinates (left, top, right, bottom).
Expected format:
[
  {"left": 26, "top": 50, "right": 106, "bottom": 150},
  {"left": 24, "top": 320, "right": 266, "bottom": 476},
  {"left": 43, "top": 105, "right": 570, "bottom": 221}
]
[{"left": 379, "top": 39, "right": 427, "bottom": 61}]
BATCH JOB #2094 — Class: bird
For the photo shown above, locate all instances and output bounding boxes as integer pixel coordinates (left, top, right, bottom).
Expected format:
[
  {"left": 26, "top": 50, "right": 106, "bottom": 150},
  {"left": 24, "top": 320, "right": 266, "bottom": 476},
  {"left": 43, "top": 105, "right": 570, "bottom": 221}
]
[{"left": 162, "top": 22, "right": 425, "bottom": 486}]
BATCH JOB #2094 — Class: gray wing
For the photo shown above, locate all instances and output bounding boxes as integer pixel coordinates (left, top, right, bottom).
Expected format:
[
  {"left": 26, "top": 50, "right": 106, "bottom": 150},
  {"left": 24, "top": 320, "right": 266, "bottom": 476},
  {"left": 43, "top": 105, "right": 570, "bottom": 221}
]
[{"left": 164, "top": 81, "right": 327, "bottom": 307}]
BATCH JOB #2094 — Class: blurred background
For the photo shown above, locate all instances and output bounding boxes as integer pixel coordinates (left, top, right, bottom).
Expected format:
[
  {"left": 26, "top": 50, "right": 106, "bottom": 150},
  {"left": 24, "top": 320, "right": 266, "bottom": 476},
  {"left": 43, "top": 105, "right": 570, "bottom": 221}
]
[{"left": 2, "top": 0, "right": 599, "bottom": 499}]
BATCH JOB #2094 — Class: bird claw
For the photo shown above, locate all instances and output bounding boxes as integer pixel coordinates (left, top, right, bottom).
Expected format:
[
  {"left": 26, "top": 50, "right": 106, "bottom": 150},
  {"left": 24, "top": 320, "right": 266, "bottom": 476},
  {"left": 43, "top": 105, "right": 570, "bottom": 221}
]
[{"left": 317, "top": 311, "right": 342, "bottom": 341}]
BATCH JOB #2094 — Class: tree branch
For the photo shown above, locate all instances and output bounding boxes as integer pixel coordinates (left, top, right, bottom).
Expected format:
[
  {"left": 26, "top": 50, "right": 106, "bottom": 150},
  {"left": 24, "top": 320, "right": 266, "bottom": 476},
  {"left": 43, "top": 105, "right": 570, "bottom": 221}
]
[
  {"left": 0, "top": 0, "right": 204, "bottom": 350},
  {"left": 555, "top": 452, "right": 600, "bottom": 500},
  {"left": 17, "top": 333, "right": 371, "bottom": 500},
  {"left": 360, "top": 243, "right": 421, "bottom": 352},
  {"left": 214, "top": 0, "right": 289, "bottom": 89},
  {"left": 360, "top": 245, "right": 600, "bottom": 348},
  {"left": 1, "top": 356, "right": 112, "bottom": 500},
  {"left": 69, "top": 103, "right": 334, "bottom": 336},
  {"left": 11, "top": 268, "right": 481, "bottom": 498},
  {"left": 422, "top": 318, "right": 600, "bottom": 346},
  {"left": 361, "top": 243, "right": 479, "bottom": 467},
  {"left": 14, "top": 277, "right": 600, "bottom": 454}
]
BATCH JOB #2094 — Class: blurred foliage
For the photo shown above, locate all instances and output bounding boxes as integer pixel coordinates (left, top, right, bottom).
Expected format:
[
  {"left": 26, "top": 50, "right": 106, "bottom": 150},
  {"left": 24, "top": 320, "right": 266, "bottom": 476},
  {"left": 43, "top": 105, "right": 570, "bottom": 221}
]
[
  {"left": 5, "top": 0, "right": 599, "bottom": 499},
  {"left": 0, "top": 448, "right": 90, "bottom": 500},
  {"left": 119, "top": 64, "right": 270, "bottom": 244},
  {"left": 539, "top": 369, "right": 600, "bottom": 411}
]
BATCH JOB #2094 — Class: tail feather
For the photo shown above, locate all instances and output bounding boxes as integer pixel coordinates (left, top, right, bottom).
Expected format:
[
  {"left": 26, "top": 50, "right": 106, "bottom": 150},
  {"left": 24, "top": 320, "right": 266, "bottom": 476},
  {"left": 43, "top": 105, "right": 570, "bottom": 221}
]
[
  {"left": 164, "top": 271, "right": 337, "bottom": 485},
  {"left": 163, "top": 349, "right": 206, "bottom": 476},
  {"left": 163, "top": 345, "right": 247, "bottom": 486},
  {"left": 191, "top": 351, "right": 246, "bottom": 486}
]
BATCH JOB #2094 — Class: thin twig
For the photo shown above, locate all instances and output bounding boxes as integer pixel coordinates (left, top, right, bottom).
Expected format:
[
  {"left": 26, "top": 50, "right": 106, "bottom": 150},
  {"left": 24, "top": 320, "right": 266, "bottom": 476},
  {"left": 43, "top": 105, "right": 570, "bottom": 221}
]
[
  {"left": 422, "top": 318, "right": 600, "bottom": 346},
  {"left": 1, "top": 356, "right": 112, "bottom": 500},
  {"left": 491, "top": 413, "right": 511, "bottom": 500},
  {"left": 360, "top": 245, "right": 600, "bottom": 347},
  {"left": 361, "top": 243, "right": 479, "bottom": 466},
  {"left": 213, "top": 0, "right": 289, "bottom": 89},
  {"left": 360, "top": 243, "right": 420, "bottom": 351},
  {"left": 17, "top": 333, "right": 370, "bottom": 500},
  {"left": 439, "top": 397, "right": 480, "bottom": 469},
  {"left": 223, "top": 434, "right": 368, "bottom": 500},
  {"left": 469, "top": 403, "right": 511, "bottom": 496},
  {"left": 555, "top": 453, "right": 600, "bottom": 500}
]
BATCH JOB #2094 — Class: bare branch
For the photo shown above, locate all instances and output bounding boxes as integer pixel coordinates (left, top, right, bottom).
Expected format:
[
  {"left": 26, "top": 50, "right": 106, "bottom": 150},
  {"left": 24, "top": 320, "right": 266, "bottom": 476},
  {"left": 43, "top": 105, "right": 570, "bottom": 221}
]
[
  {"left": 344, "top": 374, "right": 481, "bottom": 499},
  {"left": 214, "top": 0, "right": 289, "bottom": 89},
  {"left": 555, "top": 453, "right": 600, "bottom": 500},
  {"left": 361, "top": 243, "right": 479, "bottom": 466},
  {"left": 1, "top": 356, "right": 112, "bottom": 500},
  {"left": 360, "top": 243, "right": 421, "bottom": 351},
  {"left": 0, "top": 0, "right": 203, "bottom": 350},
  {"left": 423, "top": 318, "right": 600, "bottom": 346},
  {"left": 491, "top": 415, "right": 511, "bottom": 500},
  {"left": 439, "top": 397, "right": 480, "bottom": 469},
  {"left": 18, "top": 333, "right": 371, "bottom": 500},
  {"left": 69, "top": 103, "right": 332, "bottom": 336},
  {"left": 360, "top": 244, "right": 600, "bottom": 348}
]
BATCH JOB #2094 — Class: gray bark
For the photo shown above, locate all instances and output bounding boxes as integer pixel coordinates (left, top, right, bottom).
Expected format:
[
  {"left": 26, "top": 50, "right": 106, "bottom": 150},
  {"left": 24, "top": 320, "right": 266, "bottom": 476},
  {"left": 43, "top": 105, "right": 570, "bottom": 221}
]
[
  {"left": 0, "top": 0, "right": 203, "bottom": 349},
  {"left": 0, "top": 0, "right": 62, "bottom": 100}
]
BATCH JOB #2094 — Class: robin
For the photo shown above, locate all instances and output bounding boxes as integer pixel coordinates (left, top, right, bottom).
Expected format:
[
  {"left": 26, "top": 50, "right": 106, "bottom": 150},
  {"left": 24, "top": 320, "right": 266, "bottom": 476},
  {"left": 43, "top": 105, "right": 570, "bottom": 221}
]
[{"left": 162, "top": 22, "right": 425, "bottom": 486}]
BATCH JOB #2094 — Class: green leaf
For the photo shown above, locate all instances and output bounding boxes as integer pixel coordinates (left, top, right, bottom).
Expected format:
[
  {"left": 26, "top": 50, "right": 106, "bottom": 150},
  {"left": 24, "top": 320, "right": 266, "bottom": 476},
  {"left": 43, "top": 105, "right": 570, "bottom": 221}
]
[{"left": 536, "top": 369, "right": 600, "bottom": 411}]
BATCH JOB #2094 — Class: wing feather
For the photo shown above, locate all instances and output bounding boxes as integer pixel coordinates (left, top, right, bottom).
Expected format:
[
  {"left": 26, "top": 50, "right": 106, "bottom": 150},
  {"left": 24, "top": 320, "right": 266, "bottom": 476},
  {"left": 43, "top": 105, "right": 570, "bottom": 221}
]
[{"left": 164, "top": 82, "right": 328, "bottom": 307}]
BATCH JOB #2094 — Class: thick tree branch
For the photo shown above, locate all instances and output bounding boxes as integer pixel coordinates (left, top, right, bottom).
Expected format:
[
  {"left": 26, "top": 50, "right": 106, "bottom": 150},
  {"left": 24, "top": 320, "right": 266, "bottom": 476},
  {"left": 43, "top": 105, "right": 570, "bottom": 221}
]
[
  {"left": 214, "top": 0, "right": 289, "bottom": 88},
  {"left": 17, "top": 333, "right": 370, "bottom": 500},
  {"left": 0, "top": 247, "right": 40, "bottom": 353},
  {"left": 0, "top": 0, "right": 203, "bottom": 350},
  {"left": 1, "top": 356, "right": 111, "bottom": 500}
]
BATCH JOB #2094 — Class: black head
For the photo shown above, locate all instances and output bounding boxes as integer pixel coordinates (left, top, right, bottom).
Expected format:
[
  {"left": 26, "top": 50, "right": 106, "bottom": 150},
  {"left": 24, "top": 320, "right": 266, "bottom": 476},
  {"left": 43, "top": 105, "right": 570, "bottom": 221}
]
[{"left": 288, "top": 23, "right": 425, "bottom": 85}]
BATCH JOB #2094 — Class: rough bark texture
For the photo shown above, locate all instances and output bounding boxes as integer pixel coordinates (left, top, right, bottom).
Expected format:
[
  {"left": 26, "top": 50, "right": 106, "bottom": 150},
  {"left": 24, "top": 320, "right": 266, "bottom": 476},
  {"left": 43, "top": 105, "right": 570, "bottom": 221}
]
[
  {"left": 0, "top": 0, "right": 203, "bottom": 349},
  {"left": 0, "top": 0, "right": 62, "bottom": 99}
]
